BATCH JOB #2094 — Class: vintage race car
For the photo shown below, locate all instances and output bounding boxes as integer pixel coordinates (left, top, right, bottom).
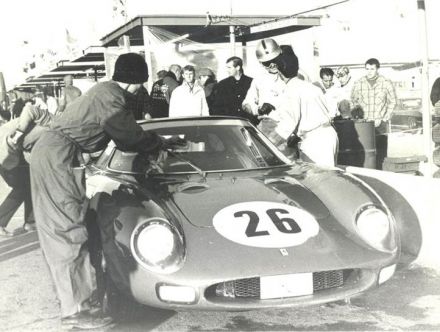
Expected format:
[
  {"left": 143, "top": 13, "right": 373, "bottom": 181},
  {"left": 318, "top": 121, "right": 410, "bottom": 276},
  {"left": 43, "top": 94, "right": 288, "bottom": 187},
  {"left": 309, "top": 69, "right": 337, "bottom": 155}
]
[{"left": 86, "top": 116, "right": 421, "bottom": 310}]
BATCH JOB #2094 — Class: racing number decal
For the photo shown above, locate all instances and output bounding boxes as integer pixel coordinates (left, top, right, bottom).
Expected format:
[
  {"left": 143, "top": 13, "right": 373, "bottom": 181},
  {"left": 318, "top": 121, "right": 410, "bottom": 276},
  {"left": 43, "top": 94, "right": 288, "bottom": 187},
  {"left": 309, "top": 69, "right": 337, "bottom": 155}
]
[
  {"left": 213, "top": 202, "right": 319, "bottom": 248},
  {"left": 235, "top": 209, "right": 300, "bottom": 237},
  {"left": 234, "top": 210, "right": 269, "bottom": 237},
  {"left": 267, "top": 208, "right": 302, "bottom": 234}
]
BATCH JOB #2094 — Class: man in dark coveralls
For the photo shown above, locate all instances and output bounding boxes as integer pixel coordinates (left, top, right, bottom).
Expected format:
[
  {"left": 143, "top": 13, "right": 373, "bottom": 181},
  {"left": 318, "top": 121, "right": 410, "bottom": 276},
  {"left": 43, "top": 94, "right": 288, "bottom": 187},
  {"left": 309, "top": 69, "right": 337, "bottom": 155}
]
[{"left": 30, "top": 53, "right": 163, "bottom": 330}]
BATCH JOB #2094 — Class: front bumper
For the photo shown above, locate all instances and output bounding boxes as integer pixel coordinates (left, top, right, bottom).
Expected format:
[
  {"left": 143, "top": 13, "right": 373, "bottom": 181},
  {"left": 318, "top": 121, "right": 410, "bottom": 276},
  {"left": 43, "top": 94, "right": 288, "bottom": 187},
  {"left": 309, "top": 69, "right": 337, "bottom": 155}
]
[{"left": 127, "top": 265, "right": 396, "bottom": 310}]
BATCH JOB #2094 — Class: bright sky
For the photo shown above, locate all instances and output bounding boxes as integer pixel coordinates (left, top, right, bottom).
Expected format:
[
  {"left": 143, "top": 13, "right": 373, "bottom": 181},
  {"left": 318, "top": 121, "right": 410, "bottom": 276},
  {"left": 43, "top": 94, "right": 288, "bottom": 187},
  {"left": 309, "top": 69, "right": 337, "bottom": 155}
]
[{"left": 0, "top": 0, "right": 439, "bottom": 89}]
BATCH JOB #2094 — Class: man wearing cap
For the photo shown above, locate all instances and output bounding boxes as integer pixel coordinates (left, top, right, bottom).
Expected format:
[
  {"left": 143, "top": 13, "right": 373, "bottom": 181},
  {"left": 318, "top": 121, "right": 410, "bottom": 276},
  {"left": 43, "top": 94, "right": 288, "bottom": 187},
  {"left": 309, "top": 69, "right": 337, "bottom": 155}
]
[
  {"left": 335, "top": 66, "right": 354, "bottom": 118},
  {"left": 29, "top": 53, "right": 163, "bottom": 330},
  {"left": 255, "top": 38, "right": 338, "bottom": 167}
]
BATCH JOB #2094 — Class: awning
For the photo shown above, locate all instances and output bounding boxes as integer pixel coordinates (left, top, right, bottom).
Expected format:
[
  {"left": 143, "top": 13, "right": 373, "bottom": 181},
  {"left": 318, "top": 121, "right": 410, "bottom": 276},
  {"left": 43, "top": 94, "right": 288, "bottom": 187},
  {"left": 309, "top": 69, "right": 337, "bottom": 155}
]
[
  {"left": 15, "top": 46, "right": 105, "bottom": 89},
  {"left": 100, "top": 14, "right": 321, "bottom": 46}
]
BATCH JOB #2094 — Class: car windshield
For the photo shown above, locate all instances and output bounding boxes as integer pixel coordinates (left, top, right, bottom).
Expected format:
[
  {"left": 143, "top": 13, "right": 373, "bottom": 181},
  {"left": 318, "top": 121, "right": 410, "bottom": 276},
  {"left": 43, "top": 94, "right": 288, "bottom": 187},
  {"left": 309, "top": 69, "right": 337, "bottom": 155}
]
[{"left": 108, "top": 122, "right": 290, "bottom": 174}]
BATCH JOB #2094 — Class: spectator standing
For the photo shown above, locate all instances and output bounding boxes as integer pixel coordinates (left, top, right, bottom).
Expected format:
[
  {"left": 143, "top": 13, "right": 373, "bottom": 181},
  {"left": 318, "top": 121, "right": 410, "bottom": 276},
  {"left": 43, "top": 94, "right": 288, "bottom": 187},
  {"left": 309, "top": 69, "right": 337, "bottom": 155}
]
[
  {"left": 313, "top": 67, "right": 335, "bottom": 93},
  {"left": 169, "top": 65, "right": 209, "bottom": 117},
  {"left": 335, "top": 66, "right": 354, "bottom": 117},
  {"left": 210, "top": 56, "right": 257, "bottom": 124},
  {"left": 0, "top": 158, "right": 34, "bottom": 236},
  {"left": 150, "top": 65, "right": 181, "bottom": 118},
  {"left": 198, "top": 67, "right": 217, "bottom": 110},
  {"left": 255, "top": 38, "right": 338, "bottom": 167},
  {"left": 29, "top": 53, "right": 163, "bottom": 330},
  {"left": 10, "top": 90, "right": 26, "bottom": 119},
  {"left": 169, "top": 64, "right": 183, "bottom": 85},
  {"left": 318, "top": 67, "right": 340, "bottom": 118},
  {"left": 44, "top": 86, "right": 58, "bottom": 115},
  {"left": 351, "top": 58, "right": 397, "bottom": 169},
  {"left": 431, "top": 76, "right": 440, "bottom": 107},
  {"left": 156, "top": 70, "right": 168, "bottom": 80},
  {"left": 57, "top": 75, "right": 82, "bottom": 114},
  {"left": 0, "top": 103, "right": 53, "bottom": 236}
]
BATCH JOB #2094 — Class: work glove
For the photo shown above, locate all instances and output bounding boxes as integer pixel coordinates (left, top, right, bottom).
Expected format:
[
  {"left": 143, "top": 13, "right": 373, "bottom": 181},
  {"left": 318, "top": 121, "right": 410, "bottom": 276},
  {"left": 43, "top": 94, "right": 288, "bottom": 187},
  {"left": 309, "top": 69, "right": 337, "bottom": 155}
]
[
  {"left": 258, "top": 103, "right": 276, "bottom": 116},
  {"left": 286, "top": 132, "right": 301, "bottom": 148}
]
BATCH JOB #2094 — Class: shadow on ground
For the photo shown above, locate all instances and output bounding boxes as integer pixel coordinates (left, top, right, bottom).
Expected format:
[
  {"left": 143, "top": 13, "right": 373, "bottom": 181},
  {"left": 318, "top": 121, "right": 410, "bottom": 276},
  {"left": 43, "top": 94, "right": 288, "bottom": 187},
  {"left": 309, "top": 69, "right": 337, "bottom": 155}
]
[{"left": 0, "top": 230, "right": 39, "bottom": 262}]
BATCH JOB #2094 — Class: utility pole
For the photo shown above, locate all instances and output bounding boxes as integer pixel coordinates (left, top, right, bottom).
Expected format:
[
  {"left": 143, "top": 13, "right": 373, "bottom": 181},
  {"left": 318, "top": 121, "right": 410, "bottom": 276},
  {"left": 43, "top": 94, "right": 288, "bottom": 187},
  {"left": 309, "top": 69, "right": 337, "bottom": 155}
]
[{"left": 417, "top": 0, "right": 433, "bottom": 177}]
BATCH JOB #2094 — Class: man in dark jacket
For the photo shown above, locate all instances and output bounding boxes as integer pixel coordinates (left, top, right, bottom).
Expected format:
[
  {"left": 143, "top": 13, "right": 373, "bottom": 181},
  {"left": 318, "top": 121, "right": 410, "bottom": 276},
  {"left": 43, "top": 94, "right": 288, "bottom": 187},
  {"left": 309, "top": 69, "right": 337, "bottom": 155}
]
[
  {"left": 431, "top": 77, "right": 440, "bottom": 107},
  {"left": 210, "top": 56, "right": 257, "bottom": 124},
  {"left": 150, "top": 65, "right": 181, "bottom": 118},
  {"left": 30, "top": 53, "right": 163, "bottom": 330}
]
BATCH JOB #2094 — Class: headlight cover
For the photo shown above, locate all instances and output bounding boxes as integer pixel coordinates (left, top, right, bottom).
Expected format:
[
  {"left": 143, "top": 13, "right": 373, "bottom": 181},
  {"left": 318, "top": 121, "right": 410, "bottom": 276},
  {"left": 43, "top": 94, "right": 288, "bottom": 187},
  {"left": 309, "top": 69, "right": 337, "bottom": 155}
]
[
  {"left": 131, "top": 218, "right": 185, "bottom": 274},
  {"left": 355, "top": 205, "right": 396, "bottom": 252}
]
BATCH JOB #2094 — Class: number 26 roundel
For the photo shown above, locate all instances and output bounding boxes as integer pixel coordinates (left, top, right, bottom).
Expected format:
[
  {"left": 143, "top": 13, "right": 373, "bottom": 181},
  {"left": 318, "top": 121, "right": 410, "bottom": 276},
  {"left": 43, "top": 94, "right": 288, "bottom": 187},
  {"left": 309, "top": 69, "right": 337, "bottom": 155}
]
[{"left": 213, "top": 201, "right": 319, "bottom": 248}]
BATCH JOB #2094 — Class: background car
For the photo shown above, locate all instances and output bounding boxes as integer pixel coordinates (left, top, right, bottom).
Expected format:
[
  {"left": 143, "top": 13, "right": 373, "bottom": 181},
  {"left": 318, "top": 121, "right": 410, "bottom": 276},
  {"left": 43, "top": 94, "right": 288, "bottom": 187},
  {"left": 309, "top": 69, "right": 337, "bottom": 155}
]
[
  {"left": 390, "top": 97, "right": 440, "bottom": 132},
  {"left": 86, "top": 116, "right": 421, "bottom": 311}
]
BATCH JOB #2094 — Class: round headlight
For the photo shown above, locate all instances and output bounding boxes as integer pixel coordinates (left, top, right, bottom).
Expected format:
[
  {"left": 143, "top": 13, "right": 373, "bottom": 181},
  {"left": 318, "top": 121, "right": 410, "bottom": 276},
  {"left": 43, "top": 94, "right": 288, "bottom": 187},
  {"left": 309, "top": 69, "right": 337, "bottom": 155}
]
[
  {"left": 131, "top": 218, "right": 185, "bottom": 274},
  {"left": 356, "top": 205, "right": 394, "bottom": 251}
]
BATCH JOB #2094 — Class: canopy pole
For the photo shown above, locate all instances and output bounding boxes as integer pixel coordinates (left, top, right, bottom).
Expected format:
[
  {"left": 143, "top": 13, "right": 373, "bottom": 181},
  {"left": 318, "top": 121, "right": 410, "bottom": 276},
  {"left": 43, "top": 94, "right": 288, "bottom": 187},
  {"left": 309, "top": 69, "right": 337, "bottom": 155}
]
[
  {"left": 229, "top": 25, "right": 236, "bottom": 56},
  {"left": 417, "top": 0, "right": 434, "bottom": 177},
  {"left": 142, "top": 26, "right": 154, "bottom": 93}
]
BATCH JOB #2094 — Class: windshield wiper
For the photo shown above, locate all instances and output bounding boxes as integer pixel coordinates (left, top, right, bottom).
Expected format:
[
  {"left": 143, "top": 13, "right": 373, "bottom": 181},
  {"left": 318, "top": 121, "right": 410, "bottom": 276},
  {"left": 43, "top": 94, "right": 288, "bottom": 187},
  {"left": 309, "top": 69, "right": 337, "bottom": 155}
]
[{"left": 166, "top": 150, "right": 206, "bottom": 178}]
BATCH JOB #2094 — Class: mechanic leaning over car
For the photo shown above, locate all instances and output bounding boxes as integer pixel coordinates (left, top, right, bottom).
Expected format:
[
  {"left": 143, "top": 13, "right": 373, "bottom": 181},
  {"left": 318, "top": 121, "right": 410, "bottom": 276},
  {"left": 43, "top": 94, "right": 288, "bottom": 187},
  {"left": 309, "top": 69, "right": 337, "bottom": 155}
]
[
  {"left": 254, "top": 38, "right": 338, "bottom": 167},
  {"left": 29, "top": 53, "right": 164, "bottom": 330}
]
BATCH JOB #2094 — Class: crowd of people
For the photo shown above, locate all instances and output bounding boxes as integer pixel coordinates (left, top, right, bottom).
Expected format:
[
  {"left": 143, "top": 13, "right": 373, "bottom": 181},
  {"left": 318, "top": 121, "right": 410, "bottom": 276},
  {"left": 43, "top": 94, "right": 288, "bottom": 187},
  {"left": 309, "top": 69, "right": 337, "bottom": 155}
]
[
  {"left": 0, "top": 38, "right": 406, "bottom": 330},
  {"left": 141, "top": 39, "right": 398, "bottom": 168}
]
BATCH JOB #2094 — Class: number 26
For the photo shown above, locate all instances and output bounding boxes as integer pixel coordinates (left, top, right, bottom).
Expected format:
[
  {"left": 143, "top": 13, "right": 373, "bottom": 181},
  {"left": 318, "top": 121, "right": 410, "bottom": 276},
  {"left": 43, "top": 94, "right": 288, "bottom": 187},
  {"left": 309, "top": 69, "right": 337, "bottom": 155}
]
[{"left": 234, "top": 209, "right": 301, "bottom": 237}]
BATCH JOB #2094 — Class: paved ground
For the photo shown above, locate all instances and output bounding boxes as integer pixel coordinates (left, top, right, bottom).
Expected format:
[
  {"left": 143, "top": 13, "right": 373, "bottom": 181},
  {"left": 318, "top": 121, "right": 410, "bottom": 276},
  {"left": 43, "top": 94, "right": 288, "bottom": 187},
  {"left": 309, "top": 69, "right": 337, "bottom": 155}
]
[{"left": 1, "top": 179, "right": 440, "bottom": 331}]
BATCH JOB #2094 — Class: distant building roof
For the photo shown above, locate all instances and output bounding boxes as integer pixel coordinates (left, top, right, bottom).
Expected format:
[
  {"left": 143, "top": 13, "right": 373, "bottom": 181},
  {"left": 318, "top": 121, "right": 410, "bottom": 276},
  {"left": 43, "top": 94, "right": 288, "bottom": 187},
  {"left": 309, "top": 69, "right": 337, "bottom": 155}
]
[{"left": 16, "top": 46, "right": 105, "bottom": 89}]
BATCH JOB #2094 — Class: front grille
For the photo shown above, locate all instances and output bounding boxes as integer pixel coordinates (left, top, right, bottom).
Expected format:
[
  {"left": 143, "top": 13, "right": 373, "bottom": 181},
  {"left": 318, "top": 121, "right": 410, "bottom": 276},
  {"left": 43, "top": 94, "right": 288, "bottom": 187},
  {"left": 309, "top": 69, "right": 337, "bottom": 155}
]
[
  {"left": 313, "top": 270, "right": 344, "bottom": 291},
  {"left": 234, "top": 277, "right": 260, "bottom": 297},
  {"left": 209, "top": 269, "right": 351, "bottom": 299}
]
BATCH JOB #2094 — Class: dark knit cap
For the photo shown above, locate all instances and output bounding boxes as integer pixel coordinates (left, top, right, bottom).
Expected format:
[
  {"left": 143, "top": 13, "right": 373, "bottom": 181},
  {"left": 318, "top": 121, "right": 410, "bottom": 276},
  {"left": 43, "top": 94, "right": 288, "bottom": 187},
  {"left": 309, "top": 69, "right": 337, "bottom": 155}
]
[{"left": 112, "top": 53, "right": 149, "bottom": 84}]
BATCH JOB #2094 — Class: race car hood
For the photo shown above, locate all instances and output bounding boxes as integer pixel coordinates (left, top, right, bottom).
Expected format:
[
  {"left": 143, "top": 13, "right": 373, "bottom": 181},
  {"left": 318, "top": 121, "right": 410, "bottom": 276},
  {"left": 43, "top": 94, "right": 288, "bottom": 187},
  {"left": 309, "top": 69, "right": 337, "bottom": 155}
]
[
  {"left": 151, "top": 165, "right": 396, "bottom": 276},
  {"left": 169, "top": 168, "right": 330, "bottom": 228}
]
